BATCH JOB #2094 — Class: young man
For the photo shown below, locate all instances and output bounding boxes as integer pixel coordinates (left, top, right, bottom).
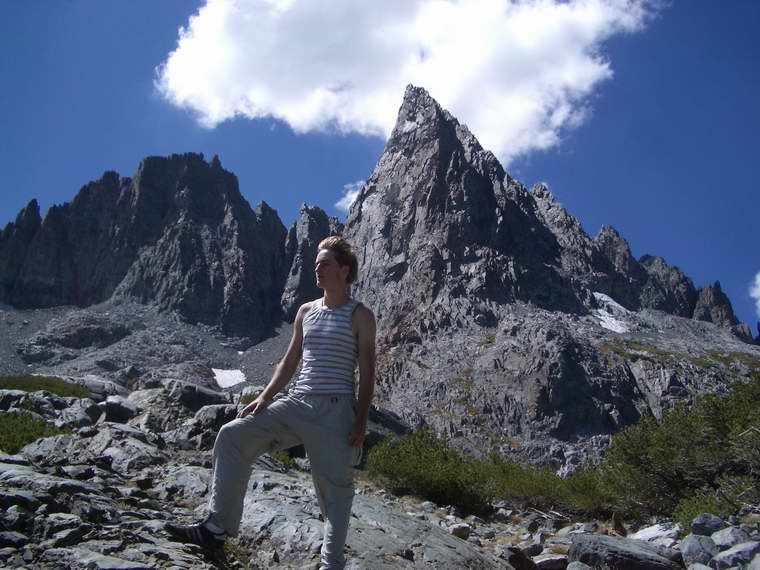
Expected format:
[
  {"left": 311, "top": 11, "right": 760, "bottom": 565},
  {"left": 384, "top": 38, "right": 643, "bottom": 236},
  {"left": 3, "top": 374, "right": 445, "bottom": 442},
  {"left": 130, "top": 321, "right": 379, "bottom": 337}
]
[{"left": 167, "top": 236, "right": 376, "bottom": 570}]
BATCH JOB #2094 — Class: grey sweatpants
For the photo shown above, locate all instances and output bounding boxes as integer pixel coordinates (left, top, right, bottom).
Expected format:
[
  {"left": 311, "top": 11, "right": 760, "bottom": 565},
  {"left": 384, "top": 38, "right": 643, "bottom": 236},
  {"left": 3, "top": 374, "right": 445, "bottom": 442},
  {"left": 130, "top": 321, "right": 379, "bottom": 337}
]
[{"left": 208, "top": 393, "right": 360, "bottom": 569}]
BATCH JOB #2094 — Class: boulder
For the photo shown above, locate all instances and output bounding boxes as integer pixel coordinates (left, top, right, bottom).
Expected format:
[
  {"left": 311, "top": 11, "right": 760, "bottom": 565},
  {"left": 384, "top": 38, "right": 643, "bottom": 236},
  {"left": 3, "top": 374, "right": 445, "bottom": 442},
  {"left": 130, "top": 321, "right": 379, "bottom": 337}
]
[
  {"left": 681, "top": 534, "right": 719, "bottom": 566},
  {"left": 692, "top": 513, "right": 726, "bottom": 536},
  {"left": 709, "top": 541, "right": 760, "bottom": 570},
  {"left": 710, "top": 526, "right": 751, "bottom": 550},
  {"left": 630, "top": 522, "right": 682, "bottom": 542},
  {"left": 102, "top": 395, "right": 138, "bottom": 423},
  {"left": 166, "top": 380, "right": 230, "bottom": 412},
  {"left": 568, "top": 533, "right": 682, "bottom": 570}
]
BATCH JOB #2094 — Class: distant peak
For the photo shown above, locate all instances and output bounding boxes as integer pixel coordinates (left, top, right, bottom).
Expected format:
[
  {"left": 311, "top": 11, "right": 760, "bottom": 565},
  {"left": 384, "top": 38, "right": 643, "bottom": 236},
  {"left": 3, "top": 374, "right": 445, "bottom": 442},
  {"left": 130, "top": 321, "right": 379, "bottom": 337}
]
[
  {"left": 530, "top": 182, "right": 553, "bottom": 200},
  {"left": 596, "top": 224, "right": 623, "bottom": 240},
  {"left": 402, "top": 84, "right": 437, "bottom": 108}
]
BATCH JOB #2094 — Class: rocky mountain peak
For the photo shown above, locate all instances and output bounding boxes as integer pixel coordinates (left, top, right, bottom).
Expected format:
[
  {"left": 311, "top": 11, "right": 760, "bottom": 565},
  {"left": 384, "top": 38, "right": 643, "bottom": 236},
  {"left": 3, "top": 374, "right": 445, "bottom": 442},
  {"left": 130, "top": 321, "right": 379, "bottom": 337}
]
[
  {"left": 281, "top": 204, "right": 344, "bottom": 320},
  {"left": 0, "top": 153, "right": 287, "bottom": 338},
  {"left": 14, "top": 198, "right": 42, "bottom": 229},
  {"left": 594, "top": 224, "right": 642, "bottom": 277}
]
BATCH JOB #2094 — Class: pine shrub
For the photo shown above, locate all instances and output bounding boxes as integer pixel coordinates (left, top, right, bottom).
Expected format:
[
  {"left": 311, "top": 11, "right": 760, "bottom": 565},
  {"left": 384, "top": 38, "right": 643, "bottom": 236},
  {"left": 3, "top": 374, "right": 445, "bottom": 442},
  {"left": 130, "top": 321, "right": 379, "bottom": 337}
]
[{"left": 0, "top": 412, "right": 70, "bottom": 454}]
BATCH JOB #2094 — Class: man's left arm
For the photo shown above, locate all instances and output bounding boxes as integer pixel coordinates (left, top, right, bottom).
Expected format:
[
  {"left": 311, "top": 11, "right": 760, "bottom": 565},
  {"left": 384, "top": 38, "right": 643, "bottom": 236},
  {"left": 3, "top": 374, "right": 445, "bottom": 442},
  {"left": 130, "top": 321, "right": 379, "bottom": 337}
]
[{"left": 348, "top": 306, "right": 376, "bottom": 448}]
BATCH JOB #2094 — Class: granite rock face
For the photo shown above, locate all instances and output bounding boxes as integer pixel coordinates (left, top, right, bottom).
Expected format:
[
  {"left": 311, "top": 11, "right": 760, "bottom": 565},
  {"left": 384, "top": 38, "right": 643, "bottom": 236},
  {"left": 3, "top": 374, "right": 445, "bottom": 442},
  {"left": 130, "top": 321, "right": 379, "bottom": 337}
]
[
  {"left": 693, "top": 281, "right": 753, "bottom": 342},
  {"left": 339, "top": 85, "right": 759, "bottom": 467},
  {"left": 0, "top": 154, "right": 287, "bottom": 339},
  {"left": 281, "top": 204, "right": 343, "bottom": 320}
]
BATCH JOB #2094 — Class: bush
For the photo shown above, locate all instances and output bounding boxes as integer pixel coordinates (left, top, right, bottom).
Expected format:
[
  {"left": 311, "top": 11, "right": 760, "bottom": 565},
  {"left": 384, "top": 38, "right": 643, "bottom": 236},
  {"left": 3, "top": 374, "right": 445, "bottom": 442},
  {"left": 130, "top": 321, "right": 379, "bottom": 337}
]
[
  {"left": 598, "top": 374, "right": 760, "bottom": 518},
  {"left": 367, "top": 429, "right": 611, "bottom": 516},
  {"left": 0, "top": 412, "right": 70, "bottom": 454},
  {"left": 0, "top": 375, "right": 89, "bottom": 398},
  {"left": 367, "top": 428, "right": 496, "bottom": 514},
  {"left": 367, "top": 374, "right": 760, "bottom": 522},
  {"left": 270, "top": 450, "right": 298, "bottom": 470}
]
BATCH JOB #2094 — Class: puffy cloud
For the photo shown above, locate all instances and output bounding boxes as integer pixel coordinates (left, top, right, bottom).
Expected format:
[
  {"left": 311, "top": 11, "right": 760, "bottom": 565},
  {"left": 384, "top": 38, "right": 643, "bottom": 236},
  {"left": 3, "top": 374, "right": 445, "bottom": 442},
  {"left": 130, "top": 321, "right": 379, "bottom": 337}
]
[
  {"left": 750, "top": 272, "right": 760, "bottom": 319},
  {"left": 335, "top": 180, "right": 364, "bottom": 213},
  {"left": 156, "top": 0, "right": 655, "bottom": 164}
]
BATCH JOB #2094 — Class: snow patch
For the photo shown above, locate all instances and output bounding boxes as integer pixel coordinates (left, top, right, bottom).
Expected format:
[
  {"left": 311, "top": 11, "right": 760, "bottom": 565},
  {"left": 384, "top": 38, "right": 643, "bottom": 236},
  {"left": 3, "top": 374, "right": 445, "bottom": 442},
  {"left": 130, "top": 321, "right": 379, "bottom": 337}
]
[
  {"left": 212, "top": 368, "right": 246, "bottom": 388},
  {"left": 592, "top": 292, "right": 631, "bottom": 334}
]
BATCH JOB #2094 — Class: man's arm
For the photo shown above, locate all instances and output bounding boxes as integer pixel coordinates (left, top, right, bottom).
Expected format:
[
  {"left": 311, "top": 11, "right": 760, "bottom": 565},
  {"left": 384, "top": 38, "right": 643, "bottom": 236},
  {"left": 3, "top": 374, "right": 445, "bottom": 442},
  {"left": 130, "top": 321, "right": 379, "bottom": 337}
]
[
  {"left": 238, "top": 302, "right": 310, "bottom": 418},
  {"left": 348, "top": 305, "right": 376, "bottom": 447}
]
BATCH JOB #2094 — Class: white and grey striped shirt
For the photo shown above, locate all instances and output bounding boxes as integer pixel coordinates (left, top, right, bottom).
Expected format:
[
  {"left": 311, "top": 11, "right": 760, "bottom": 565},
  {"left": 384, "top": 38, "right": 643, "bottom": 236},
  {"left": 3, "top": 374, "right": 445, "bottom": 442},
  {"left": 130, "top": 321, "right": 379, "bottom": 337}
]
[{"left": 291, "top": 298, "right": 361, "bottom": 396}]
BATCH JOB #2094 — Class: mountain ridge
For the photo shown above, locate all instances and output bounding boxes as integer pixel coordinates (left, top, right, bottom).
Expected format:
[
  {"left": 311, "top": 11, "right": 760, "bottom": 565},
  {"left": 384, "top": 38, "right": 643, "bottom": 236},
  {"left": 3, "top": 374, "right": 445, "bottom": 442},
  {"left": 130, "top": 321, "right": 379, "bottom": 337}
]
[{"left": 1, "top": 85, "right": 758, "bottom": 469}]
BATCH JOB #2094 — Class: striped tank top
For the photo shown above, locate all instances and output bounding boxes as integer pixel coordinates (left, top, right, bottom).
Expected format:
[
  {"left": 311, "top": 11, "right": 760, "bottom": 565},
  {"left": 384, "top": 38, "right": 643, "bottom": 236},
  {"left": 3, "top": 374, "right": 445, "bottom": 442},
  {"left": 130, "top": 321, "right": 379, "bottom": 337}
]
[{"left": 291, "top": 298, "right": 361, "bottom": 395}]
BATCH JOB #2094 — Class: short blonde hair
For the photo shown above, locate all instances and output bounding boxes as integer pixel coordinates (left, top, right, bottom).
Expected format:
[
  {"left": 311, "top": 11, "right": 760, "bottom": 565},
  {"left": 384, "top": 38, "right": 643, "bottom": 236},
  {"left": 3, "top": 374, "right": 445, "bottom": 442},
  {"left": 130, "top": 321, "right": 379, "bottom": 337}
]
[{"left": 318, "top": 236, "right": 358, "bottom": 284}]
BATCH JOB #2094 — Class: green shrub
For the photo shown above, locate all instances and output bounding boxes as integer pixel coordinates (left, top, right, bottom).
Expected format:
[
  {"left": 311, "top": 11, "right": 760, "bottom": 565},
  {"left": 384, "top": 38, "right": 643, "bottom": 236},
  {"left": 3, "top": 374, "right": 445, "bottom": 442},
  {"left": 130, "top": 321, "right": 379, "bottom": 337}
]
[
  {"left": 0, "top": 375, "right": 88, "bottom": 398},
  {"left": 0, "top": 412, "right": 70, "bottom": 454},
  {"left": 598, "top": 374, "right": 760, "bottom": 518},
  {"left": 670, "top": 473, "right": 760, "bottom": 530},
  {"left": 367, "top": 429, "right": 612, "bottom": 516},
  {"left": 270, "top": 450, "right": 297, "bottom": 470},
  {"left": 365, "top": 375, "right": 760, "bottom": 522},
  {"left": 367, "top": 428, "right": 495, "bottom": 513}
]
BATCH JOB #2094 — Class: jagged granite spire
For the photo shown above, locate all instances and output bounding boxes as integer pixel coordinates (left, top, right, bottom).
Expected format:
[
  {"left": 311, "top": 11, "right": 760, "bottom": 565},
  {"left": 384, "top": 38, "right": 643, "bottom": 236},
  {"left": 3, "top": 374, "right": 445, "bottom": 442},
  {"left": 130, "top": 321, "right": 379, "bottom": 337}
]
[
  {"left": 281, "top": 204, "right": 343, "bottom": 320},
  {"left": 345, "top": 85, "right": 586, "bottom": 338}
]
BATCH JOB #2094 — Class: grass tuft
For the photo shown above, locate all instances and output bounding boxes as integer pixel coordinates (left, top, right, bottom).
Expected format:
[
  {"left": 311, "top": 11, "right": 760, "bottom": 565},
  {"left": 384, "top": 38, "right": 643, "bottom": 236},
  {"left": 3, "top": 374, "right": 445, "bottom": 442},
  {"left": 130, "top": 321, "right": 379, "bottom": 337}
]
[
  {"left": 0, "top": 412, "right": 71, "bottom": 454},
  {"left": 0, "top": 375, "right": 89, "bottom": 398}
]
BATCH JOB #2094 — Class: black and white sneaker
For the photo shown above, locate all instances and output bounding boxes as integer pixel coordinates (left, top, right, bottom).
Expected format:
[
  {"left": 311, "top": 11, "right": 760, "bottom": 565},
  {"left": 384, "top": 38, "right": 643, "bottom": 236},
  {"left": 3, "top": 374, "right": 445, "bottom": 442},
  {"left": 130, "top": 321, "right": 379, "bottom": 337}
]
[{"left": 165, "top": 514, "right": 228, "bottom": 548}]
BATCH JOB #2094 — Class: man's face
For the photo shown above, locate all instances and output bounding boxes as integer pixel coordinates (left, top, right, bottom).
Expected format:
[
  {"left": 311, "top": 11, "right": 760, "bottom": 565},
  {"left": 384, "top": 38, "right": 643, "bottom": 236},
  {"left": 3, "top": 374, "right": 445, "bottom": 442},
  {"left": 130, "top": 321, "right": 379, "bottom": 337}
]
[{"left": 315, "top": 249, "right": 348, "bottom": 289}]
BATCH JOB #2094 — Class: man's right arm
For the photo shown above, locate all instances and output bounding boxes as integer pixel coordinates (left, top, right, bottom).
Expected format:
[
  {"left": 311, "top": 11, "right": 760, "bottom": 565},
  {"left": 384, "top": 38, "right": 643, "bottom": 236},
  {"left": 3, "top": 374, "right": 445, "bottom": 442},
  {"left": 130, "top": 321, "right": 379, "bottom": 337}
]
[{"left": 238, "top": 302, "right": 310, "bottom": 418}]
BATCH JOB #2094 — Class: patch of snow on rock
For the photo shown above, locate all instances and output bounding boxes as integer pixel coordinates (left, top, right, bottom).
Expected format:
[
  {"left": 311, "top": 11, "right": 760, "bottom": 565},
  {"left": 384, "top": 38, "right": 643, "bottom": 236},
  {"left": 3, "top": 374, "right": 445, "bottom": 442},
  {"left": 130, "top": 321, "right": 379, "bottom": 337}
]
[
  {"left": 593, "top": 292, "right": 631, "bottom": 334},
  {"left": 212, "top": 368, "right": 246, "bottom": 388}
]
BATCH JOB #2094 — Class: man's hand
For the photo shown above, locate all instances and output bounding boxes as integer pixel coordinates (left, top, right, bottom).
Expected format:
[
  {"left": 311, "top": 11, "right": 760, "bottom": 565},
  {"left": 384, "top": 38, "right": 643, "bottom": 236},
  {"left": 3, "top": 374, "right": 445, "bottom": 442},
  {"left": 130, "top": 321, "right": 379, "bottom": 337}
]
[
  {"left": 348, "top": 417, "right": 366, "bottom": 448},
  {"left": 237, "top": 396, "right": 268, "bottom": 419}
]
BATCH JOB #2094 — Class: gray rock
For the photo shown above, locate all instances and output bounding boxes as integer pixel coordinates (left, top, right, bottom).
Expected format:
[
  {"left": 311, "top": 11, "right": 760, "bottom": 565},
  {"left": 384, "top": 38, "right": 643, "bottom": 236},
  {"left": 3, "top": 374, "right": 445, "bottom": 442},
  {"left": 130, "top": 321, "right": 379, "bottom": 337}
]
[
  {"left": 237, "top": 467, "right": 501, "bottom": 569},
  {"left": 103, "top": 395, "right": 138, "bottom": 423},
  {"left": 0, "top": 531, "right": 28, "bottom": 548},
  {"left": 153, "top": 465, "right": 211, "bottom": 502},
  {"left": 692, "top": 513, "right": 727, "bottom": 536},
  {"left": 501, "top": 546, "right": 539, "bottom": 570},
  {"left": 1, "top": 504, "right": 31, "bottom": 531},
  {"left": 748, "top": 553, "right": 760, "bottom": 570},
  {"left": 449, "top": 522, "right": 472, "bottom": 539},
  {"left": 41, "top": 546, "right": 155, "bottom": 569},
  {"left": 521, "top": 542, "right": 544, "bottom": 556},
  {"left": 630, "top": 522, "right": 682, "bottom": 542},
  {"left": 166, "top": 379, "right": 230, "bottom": 412},
  {"left": 711, "top": 526, "right": 751, "bottom": 550},
  {"left": 39, "top": 512, "right": 84, "bottom": 538},
  {"left": 568, "top": 533, "right": 682, "bottom": 570},
  {"left": 566, "top": 562, "right": 592, "bottom": 570},
  {"left": 533, "top": 553, "right": 568, "bottom": 570},
  {"left": 709, "top": 541, "right": 760, "bottom": 569},
  {"left": 681, "top": 533, "right": 719, "bottom": 566}
]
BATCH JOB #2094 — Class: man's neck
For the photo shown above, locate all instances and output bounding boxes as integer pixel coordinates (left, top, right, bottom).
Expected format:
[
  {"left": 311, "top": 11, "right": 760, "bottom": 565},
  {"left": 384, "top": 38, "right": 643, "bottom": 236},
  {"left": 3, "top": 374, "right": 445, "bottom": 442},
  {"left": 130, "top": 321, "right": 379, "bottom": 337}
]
[{"left": 323, "top": 288, "right": 349, "bottom": 308}]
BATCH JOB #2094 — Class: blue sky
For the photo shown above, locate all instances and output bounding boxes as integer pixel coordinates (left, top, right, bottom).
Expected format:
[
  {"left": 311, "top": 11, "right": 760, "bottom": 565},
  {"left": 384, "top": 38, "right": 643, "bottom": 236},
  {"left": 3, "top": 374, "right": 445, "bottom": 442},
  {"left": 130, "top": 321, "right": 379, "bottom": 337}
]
[{"left": 1, "top": 1, "right": 758, "bottom": 330}]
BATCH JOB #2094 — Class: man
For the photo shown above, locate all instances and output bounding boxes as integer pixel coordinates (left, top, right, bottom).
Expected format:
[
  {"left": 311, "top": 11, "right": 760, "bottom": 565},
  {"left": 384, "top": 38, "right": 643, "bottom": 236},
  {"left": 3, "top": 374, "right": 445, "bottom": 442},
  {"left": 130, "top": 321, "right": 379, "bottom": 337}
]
[{"left": 167, "top": 236, "right": 376, "bottom": 570}]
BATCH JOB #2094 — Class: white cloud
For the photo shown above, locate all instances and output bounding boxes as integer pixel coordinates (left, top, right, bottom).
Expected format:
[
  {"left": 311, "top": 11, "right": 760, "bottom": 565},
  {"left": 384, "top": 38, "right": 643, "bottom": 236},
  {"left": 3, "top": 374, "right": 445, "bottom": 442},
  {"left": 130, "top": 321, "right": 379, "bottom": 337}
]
[
  {"left": 156, "top": 0, "right": 655, "bottom": 164},
  {"left": 750, "top": 272, "right": 760, "bottom": 319},
  {"left": 335, "top": 180, "right": 364, "bottom": 213}
]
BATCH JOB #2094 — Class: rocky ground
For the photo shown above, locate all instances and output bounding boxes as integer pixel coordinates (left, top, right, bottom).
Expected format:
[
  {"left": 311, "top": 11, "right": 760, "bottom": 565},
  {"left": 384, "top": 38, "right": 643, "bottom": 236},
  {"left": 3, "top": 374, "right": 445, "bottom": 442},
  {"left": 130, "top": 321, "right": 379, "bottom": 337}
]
[
  {"left": 1, "top": 381, "right": 760, "bottom": 569},
  {"left": 1, "top": 300, "right": 293, "bottom": 393}
]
